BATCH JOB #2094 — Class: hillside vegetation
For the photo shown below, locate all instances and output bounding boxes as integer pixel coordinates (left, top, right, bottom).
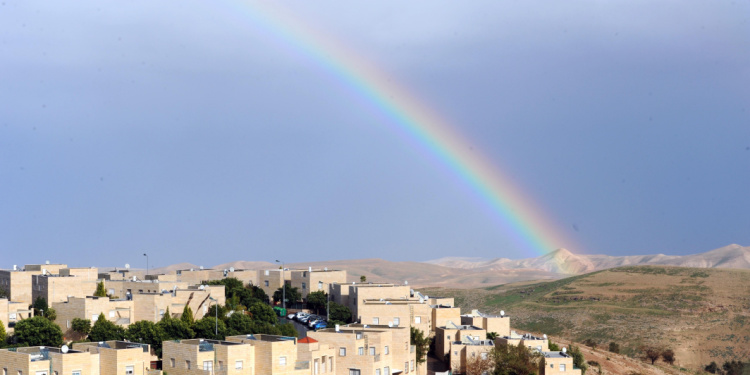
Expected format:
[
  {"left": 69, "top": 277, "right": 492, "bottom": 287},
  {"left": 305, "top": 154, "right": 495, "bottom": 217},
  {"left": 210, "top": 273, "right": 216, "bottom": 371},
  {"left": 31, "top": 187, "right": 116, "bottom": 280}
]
[{"left": 423, "top": 265, "right": 750, "bottom": 370}]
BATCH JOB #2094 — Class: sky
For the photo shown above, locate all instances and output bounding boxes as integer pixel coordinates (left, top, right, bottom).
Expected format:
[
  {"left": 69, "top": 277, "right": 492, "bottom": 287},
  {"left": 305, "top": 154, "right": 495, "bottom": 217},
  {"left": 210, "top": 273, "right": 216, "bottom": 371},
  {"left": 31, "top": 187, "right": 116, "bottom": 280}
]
[{"left": 1, "top": 1, "right": 749, "bottom": 269}]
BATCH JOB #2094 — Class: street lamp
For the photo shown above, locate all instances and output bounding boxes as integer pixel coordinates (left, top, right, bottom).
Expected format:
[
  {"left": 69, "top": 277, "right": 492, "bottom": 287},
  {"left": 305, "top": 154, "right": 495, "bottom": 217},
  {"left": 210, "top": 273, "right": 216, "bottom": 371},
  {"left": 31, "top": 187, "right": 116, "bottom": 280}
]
[
  {"left": 275, "top": 260, "right": 285, "bottom": 312},
  {"left": 209, "top": 296, "right": 218, "bottom": 336},
  {"left": 143, "top": 253, "right": 149, "bottom": 276}
]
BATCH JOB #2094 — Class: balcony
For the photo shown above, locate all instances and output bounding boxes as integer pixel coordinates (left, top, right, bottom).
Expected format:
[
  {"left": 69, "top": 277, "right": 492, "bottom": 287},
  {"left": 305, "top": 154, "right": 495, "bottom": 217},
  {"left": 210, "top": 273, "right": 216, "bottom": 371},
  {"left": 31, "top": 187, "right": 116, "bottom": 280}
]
[{"left": 295, "top": 361, "right": 310, "bottom": 370}]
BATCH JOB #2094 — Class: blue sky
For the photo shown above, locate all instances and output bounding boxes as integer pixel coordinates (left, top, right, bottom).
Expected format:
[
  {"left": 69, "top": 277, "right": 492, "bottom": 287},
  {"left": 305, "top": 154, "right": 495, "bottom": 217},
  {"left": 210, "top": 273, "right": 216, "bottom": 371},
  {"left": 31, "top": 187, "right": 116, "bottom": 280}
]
[{"left": 1, "top": 1, "right": 749, "bottom": 268}]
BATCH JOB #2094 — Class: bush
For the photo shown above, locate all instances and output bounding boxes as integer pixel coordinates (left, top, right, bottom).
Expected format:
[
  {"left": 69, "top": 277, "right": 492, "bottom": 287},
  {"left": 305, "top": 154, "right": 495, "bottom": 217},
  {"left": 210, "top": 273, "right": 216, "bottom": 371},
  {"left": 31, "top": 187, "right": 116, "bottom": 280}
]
[
  {"left": 608, "top": 342, "right": 620, "bottom": 354},
  {"left": 14, "top": 317, "right": 63, "bottom": 347}
]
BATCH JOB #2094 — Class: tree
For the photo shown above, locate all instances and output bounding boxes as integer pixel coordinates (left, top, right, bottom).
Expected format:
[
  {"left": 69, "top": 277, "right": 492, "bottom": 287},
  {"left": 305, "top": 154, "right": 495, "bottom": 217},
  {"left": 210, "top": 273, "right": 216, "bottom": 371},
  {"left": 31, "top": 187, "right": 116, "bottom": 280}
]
[
  {"left": 328, "top": 302, "right": 352, "bottom": 325},
  {"left": 722, "top": 361, "right": 744, "bottom": 375},
  {"left": 277, "top": 322, "right": 298, "bottom": 337},
  {"left": 273, "top": 285, "right": 301, "bottom": 304},
  {"left": 181, "top": 305, "right": 195, "bottom": 326},
  {"left": 161, "top": 307, "right": 173, "bottom": 323},
  {"left": 226, "top": 313, "right": 255, "bottom": 336},
  {"left": 193, "top": 317, "right": 226, "bottom": 340},
  {"left": 249, "top": 302, "right": 278, "bottom": 325},
  {"left": 0, "top": 322, "right": 6, "bottom": 345},
  {"left": 13, "top": 316, "right": 63, "bottom": 347},
  {"left": 661, "top": 349, "right": 675, "bottom": 365},
  {"left": 583, "top": 338, "right": 597, "bottom": 349},
  {"left": 486, "top": 332, "right": 498, "bottom": 341},
  {"left": 549, "top": 340, "right": 561, "bottom": 351},
  {"left": 569, "top": 345, "right": 588, "bottom": 375},
  {"left": 207, "top": 304, "right": 227, "bottom": 322},
  {"left": 89, "top": 313, "right": 126, "bottom": 341},
  {"left": 307, "top": 291, "right": 327, "bottom": 314},
  {"left": 641, "top": 345, "right": 661, "bottom": 365},
  {"left": 44, "top": 307, "right": 57, "bottom": 322},
  {"left": 491, "top": 342, "right": 542, "bottom": 375},
  {"left": 705, "top": 362, "right": 719, "bottom": 374},
  {"left": 32, "top": 297, "right": 48, "bottom": 316},
  {"left": 125, "top": 320, "right": 165, "bottom": 356},
  {"left": 608, "top": 342, "right": 620, "bottom": 354},
  {"left": 71, "top": 318, "right": 92, "bottom": 337},
  {"left": 94, "top": 281, "right": 108, "bottom": 297},
  {"left": 204, "top": 278, "right": 244, "bottom": 298},
  {"left": 360, "top": 275, "right": 367, "bottom": 282},
  {"left": 410, "top": 327, "right": 430, "bottom": 365},
  {"left": 465, "top": 350, "right": 494, "bottom": 375},
  {"left": 157, "top": 318, "right": 194, "bottom": 341}
]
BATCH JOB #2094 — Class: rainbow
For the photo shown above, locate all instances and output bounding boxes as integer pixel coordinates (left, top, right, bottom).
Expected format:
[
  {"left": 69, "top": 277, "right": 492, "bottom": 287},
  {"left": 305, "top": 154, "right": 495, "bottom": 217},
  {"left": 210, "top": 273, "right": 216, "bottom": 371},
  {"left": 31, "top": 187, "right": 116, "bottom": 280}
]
[{"left": 223, "top": 2, "right": 580, "bottom": 259}]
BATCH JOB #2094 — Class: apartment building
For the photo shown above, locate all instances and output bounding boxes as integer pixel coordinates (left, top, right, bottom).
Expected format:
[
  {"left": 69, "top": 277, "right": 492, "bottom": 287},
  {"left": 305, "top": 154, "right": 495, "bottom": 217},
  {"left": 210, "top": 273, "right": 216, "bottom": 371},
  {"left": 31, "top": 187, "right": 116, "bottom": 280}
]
[
  {"left": 434, "top": 323, "right": 487, "bottom": 362},
  {"left": 460, "top": 310, "right": 510, "bottom": 337},
  {"left": 104, "top": 279, "right": 191, "bottom": 300},
  {"left": 0, "top": 263, "right": 69, "bottom": 305},
  {"left": 495, "top": 331, "right": 549, "bottom": 352},
  {"left": 131, "top": 286, "right": 225, "bottom": 323},
  {"left": 72, "top": 341, "right": 154, "bottom": 375},
  {"left": 30, "top": 272, "right": 99, "bottom": 305},
  {"left": 289, "top": 269, "right": 347, "bottom": 301},
  {"left": 257, "top": 269, "right": 290, "bottom": 300},
  {"left": 53, "top": 296, "right": 134, "bottom": 338},
  {"left": 0, "top": 298, "right": 33, "bottom": 334},
  {"left": 226, "top": 334, "right": 335, "bottom": 375},
  {"left": 431, "top": 305, "right": 461, "bottom": 333},
  {"left": 357, "top": 299, "right": 433, "bottom": 334},
  {"left": 296, "top": 337, "right": 337, "bottom": 375},
  {"left": 162, "top": 339, "right": 254, "bottom": 375},
  {"left": 447, "top": 339, "right": 495, "bottom": 375},
  {"left": 0, "top": 346, "right": 93, "bottom": 375},
  {"left": 308, "top": 324, "right": 418, "bottom": 375},
  {"left": 329, "top": 283, "right": 411, "bottom": 322},
  {"left": 540, "top": 350, "right": 582, "bottom": 375}
]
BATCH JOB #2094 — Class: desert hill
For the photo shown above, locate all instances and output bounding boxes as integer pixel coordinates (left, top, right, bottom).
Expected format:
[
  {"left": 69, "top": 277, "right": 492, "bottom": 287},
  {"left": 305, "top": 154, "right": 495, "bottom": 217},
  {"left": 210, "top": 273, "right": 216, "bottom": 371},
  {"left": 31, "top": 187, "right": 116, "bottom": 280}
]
[
  {"left": 421, "top": 265, "right": 750, "bottom": 370},
  {"left": 426, "top": 244, "right": 750, "bottom": 275}
]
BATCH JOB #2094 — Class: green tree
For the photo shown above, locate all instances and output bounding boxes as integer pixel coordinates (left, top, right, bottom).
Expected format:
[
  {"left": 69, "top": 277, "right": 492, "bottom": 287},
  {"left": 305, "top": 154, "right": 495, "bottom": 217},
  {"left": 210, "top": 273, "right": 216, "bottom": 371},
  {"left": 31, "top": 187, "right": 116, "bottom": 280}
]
[
  {"left": 360, "top": 275, "right": 366, "bottom": 282},
  {"left": 13, "top": 316, "right": 63, "bottom": 347},
  {"left": 249, "top": 302, "right": 277, "bottom": 325},
  {"left": 207, "top": 304, "right": 228, "bottom": 322},
  {"left": 328, "top": 302, "right": 352, "bottom": 325},
  {"left": 157, "top": 318, "right": 194, "bottom": 341},
  {"left": 89, "top": 313, "right": 126, "bottom": 341},
  {"left": 204, "top": 277, "right": 244, "bottom": 299},
  {"left": 277, "top": 322, "right": 298, "bottom": 337},
  {"left": 126, "top": 320, "right": 165, "bottom": 356},
  {"left": 161, "top": 307, "right": 172, "bottom": 322},
  {"left": 250, "top": 285, "right": 269, "bottom": 303},
  {"left": 44, "top": 307, "right": 57, "bottom": 322},
  {"left": 641, "top": 345, "right": 660, "bottom": 365},
  {"left": 549, "top": 340, "right": 561, "bottom": 351},
  {"left": 273, "top": 285, "right": 301, "bottom": 305},
  {"left": 226, "top": 313, "right": 255, "bottom": 336},
  {"left": 487, "top": 332, "right": 498, "bottom": 340},
  {"left": 306, "top": 291, "right": 327, "bottom": 314},
  {"left": 0, "top": 322, "right": 6, "bottom": 345},
  {"left": 181, "top": 305, "right": 195, "bottom": 326},
  {"left": 491, "top": 342, "right": 542, "bottom": 375},
  {"left": 94, "top": 281, "right": 108, "bottom": 297},
  {"left": 72, "top": 318, "right": 92, "bottom": 335},
  {"left": 193, "top": 317, "right": 226, "bottom": 340},
  {"left": 410, "top": 327, "right": 430, "bottom": 365},
  {"left": 569, "top": 345, "right": 588, "bottom": 375},
  {"left": 32, "top": 297, "right": 48, "bottom": 316}
]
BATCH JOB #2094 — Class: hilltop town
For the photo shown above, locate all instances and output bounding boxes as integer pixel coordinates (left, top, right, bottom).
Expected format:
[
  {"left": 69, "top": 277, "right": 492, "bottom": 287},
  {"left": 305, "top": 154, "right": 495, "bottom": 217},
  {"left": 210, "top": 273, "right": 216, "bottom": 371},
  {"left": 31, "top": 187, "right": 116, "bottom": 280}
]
[{"left": 0, "top": 262, "right": 583, "bottom": 375}]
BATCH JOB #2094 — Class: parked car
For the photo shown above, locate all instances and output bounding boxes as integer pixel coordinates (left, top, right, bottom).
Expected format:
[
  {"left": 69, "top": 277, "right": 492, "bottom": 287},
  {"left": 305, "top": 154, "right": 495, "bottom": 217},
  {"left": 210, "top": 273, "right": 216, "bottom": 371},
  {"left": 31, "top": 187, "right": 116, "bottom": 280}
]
[
  {"left": 312, "top": 320, "right": 327, "bottom": 330},
  {"left": 308, "top": 317, "right": 324, "bottom": 328},
  {"left": 299, "top": 314, "right": 313, "bottom": 323},
  {"left": 287, "top": 313, "right": 296, "bottom": 320},
  {"left": 296, "top": 312, "right": 309, "bottom": 320}
]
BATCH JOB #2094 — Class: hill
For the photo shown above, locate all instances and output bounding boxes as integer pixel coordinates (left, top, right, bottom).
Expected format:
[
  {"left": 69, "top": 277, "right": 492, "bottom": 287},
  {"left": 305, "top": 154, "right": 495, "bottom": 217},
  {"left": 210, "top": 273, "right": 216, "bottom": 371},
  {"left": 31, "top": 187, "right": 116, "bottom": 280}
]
[
  {"left": 421, "top": 266, "right": 750, "bottom": 370},
  {"left": 425, "top": 244, "right": 750, "bottom": 275}
]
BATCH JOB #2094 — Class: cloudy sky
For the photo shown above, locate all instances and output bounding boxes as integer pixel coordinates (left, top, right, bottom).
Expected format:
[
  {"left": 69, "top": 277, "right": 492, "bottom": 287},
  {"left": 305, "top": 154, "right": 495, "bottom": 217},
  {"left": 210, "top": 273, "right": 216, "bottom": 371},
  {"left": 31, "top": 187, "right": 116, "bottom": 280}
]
[{"left": 1, "top": 1, "right": 748, "bottom": 268}]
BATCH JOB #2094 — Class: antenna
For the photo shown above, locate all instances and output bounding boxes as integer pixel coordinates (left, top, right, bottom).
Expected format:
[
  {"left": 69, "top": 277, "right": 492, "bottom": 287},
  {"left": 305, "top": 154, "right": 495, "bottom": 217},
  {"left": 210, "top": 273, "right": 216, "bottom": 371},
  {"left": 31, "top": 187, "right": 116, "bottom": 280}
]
[
  {"left": 125, "top": 263, "right": 130, "bottom": 269},
  {"left": 61, "top": 345, "right": 69, "bottom": 353}
]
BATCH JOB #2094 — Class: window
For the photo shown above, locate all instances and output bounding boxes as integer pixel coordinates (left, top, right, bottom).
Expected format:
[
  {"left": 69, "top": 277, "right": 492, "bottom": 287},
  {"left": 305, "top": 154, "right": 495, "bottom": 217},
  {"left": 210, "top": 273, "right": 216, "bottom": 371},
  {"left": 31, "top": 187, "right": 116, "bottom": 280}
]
[
  {"left": 405, "top": 362, "right": 409, "bottom": 373},
  {"left": 8, "top": 313, "right": 16, "bottom": 320},
  {"left": 358, "top": 347, "right": 364, "bottom": 355},
  {"left": 170, "top": 358, "right": 175, "bottom": 368},
  {"left": 356, "top": 333, "right": 362, "bottom": 340},
  {"left": 35, "top": 371, "right": 46, "bottom": 375},
  {"left": 186, "top": 360, "right": 191, "bottom": 370},
  {"left": 410, "top": 360, "right": 414, "bottom": 372},
  {"left": 329, "top": 357, "right": 334, "bottom": 372},
  {"left": 126, "top": 366, "right": 134, "bottom": 375},
  {"left": 340, "top": 347, "right": 346, "bottom": 356},
  {"left": 302, "top": 282, "right": 306, "bottom": 290},
  {"left": 560, "top": 364, "right": 566, "bottom": 372},
  {"left": 265, "top": 280, "right": 269, "bottom": 287},
  {"left": 109, "top": 310, "right": 116, "bottom": 318},
  {"left": 280, "top": 357, "right": 287, "bottom": 366},
  {"left": 393, "top": 317, "right": 400, "bottom": 326},
  {"left": 369, "top": 347, "right": 375, "bottom": 356},
  {"left": 66, "top": 320, "right": 70, "bottom": 328},
  {"left": 348, "top": 370, "right": 360, "bottom": 375},
  {"left": 373, "top": 317, "right": 379, "bottom": 324},
  {"left": 92, "top": 314, "right": 98, "bottom": 321},
  {"left": 218, "top": 361, "right": 223, "bottom": 369},
  {"left": 376, "top": 370, "right": 381, "bottom": 375},
  {"left": 384, "top": 367, "right": 390, "bottom": 375},
  {"left": 235, "top": 361, "right": 243, "bottom": 370},
  {"left": 447, "top": 335, "right": 451, "bottom": 340},
  {"left": 550, "top": 364, "right": 554, "bottom": 369},
  {"left": 385, "top": 346, "right": 389, "bottom": 355},
  {"left": 414, "top": 316, "right": 421, "bottom": 324},
  {"left": 318, "top": 281, "right": 323, "bottom": 290},
  {"left": 265, "top": 270, "right": 270, "bottom": 275},
  {"left": 303, "top": 271, "right": 307, "bottom": 277},
  {"left": 203, "top": 361, "right": 213, "bottom": 371}
]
